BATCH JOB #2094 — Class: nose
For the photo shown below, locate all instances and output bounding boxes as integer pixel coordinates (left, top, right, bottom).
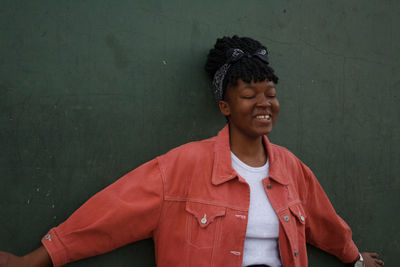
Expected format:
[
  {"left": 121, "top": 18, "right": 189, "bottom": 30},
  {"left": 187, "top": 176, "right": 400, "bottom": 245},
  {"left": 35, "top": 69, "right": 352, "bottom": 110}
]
[{"left": 256, "top": 94, "right": 271, "bottom": 107}]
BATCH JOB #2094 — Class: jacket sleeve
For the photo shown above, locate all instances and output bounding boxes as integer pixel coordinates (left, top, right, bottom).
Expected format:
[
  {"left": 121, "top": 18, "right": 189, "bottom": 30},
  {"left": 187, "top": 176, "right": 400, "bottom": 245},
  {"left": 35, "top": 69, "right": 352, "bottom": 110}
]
[
  {"left": 41, "top": 158, "right": 164, "bottom": 267},
  {"left": 301, "top": 163, "right": 359, "bottom": 264}
]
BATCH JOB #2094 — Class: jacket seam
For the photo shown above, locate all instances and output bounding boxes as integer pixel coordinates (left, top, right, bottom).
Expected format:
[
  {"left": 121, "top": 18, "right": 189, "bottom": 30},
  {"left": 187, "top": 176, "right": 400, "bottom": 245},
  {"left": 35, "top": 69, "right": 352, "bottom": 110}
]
[
  {"left": 154, "top": 157, "right": 166, "bottom": 234},
  {"left": 50, "top": 229, "right": 69, "bottom": 266},
  {"left": 164, "top": 196, "right": 249, "bottom": 212},
  {"left": 304, "top": 169, "right": 311, "bottom": 207}
]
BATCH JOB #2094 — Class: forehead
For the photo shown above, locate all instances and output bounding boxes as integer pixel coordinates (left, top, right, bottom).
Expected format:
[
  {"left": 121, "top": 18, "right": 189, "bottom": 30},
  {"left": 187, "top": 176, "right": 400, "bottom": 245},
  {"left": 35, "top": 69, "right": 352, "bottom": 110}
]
[{"left": 233, "top": 79, "right": 276, "bottom": 90}]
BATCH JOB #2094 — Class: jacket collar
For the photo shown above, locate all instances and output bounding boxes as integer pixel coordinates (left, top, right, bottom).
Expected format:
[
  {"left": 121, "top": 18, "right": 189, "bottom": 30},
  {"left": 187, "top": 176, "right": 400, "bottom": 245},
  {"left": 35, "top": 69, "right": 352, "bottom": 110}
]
[{"left": 211, "top": 125, "right": 289, "bottom": 186}]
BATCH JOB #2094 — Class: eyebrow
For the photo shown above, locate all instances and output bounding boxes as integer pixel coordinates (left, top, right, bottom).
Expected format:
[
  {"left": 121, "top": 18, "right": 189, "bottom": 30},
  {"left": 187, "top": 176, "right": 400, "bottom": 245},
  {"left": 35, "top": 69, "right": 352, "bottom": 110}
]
[{"left": 242, "top": 84, "right": 276, "bottom": 90}]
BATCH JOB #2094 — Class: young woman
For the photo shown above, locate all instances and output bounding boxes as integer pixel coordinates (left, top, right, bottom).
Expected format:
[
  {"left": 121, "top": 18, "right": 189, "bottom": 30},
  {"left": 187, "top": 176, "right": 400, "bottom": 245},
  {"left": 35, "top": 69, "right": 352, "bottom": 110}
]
[{"left": 0, "top": 36, "right": 384, "bottom": 267}]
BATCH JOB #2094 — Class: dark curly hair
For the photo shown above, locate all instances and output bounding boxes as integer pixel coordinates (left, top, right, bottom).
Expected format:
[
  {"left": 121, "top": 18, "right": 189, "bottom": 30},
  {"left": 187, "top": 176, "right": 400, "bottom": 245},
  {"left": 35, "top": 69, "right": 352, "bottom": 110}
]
[{"left": 205, "top": 35, "right": 279, "bottom": 100}]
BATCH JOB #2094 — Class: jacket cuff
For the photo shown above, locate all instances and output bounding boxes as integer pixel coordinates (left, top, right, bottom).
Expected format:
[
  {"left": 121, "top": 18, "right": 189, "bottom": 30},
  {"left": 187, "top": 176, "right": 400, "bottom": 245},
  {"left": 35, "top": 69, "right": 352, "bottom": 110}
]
[
  {"left": 340, "top": 239, "right": 360, "bottom": 264},
  {"left": 41, "top": 228, "right": 68, "bottom": 267}
]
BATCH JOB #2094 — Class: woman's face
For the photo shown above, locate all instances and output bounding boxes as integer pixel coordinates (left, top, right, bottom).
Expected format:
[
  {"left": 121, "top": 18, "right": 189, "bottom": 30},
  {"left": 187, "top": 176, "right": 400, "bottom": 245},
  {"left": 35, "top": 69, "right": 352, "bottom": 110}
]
[{"left": 219, "top": 79, "right": 280, "bottom": 139}]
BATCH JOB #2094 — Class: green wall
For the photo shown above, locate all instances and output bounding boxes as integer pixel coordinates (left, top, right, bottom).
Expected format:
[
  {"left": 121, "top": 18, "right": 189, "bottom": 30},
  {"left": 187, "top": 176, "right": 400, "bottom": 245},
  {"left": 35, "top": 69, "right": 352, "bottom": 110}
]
[{"left": 1, "top": 0, "right": 398, "bottom": 266}]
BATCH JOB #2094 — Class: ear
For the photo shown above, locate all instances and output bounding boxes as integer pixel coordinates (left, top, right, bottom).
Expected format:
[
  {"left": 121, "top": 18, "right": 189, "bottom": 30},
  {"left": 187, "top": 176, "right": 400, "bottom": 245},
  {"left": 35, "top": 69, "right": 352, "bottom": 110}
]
[{"left": 218, "top": 100, "right": 231, "bottom": 117}]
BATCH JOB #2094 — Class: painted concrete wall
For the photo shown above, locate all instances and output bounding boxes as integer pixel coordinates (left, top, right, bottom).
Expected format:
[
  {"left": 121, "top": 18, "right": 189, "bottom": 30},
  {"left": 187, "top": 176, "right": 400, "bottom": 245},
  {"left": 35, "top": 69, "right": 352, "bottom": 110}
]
[{"left": 1, "top": 1, "right": 398, "bottom": 266}]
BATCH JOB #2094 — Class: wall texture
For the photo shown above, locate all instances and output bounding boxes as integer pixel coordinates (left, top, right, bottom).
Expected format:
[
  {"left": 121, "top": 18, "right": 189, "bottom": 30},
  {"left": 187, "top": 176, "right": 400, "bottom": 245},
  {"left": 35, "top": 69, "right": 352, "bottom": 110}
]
[{"left": 1, "top": 0, "right": 399, "bottom": 266}]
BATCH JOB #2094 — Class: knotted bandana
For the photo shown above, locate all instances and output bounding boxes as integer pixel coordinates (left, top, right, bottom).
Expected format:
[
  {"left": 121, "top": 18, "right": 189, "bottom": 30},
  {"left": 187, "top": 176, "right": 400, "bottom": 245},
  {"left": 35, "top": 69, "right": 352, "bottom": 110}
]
[{"left": 212, "top": 48, "right": 270, "bottom": 102}]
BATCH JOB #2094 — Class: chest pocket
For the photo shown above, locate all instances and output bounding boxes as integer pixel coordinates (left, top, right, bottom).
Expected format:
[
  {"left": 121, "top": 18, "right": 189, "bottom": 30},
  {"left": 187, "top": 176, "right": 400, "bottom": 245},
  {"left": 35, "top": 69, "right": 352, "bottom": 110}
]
[{"left": 185, "top": 201, "right": 226, "bottom": 248}]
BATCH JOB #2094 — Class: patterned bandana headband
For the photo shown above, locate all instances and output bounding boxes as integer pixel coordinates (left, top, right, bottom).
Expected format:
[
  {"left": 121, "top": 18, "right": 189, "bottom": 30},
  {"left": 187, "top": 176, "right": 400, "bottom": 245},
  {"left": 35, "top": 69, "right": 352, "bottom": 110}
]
[{"left": 212, "top": 48, "right": 270, "bottom": 102}]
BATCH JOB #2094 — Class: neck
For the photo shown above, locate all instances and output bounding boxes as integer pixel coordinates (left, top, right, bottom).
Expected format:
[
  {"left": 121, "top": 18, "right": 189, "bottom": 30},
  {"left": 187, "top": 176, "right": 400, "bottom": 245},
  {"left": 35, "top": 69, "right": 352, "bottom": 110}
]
[{"left": 229, "top": 126, "right": 267, "bottom": 167}]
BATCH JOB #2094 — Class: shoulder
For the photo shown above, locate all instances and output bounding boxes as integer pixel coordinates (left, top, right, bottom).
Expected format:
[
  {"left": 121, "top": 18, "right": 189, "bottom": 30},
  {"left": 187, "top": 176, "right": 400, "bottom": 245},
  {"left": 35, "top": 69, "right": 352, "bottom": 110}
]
[
  {"left": 268, "top": 142, "right": 318, "bottom": 203},
  {"left": 269, "top": 142, "right": 314, "bottom": 176},
  {"left": 155, "top": 136, "right": 217, "bottom": 193},
  {"left": 157, "top": 136, "right": 217, "bottom": 165},
  {"left": 270, "top": 142, "right": 295, "bottom": 157},
  {"left": 270, "top": 142, "right": 300, "bottom": 164}
]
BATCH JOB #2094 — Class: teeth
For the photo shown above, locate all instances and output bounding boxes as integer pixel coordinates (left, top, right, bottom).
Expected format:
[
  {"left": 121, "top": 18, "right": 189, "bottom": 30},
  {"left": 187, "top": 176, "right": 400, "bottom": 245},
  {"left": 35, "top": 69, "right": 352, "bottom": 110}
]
[{"left": 256, "top": 115, "right": 270, "bottom": 119}]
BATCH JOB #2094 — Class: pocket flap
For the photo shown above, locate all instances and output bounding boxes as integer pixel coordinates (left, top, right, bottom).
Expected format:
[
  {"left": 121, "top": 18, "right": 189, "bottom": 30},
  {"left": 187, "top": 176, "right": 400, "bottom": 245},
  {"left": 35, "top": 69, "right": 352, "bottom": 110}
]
[
  {"left": 289, "top": 204, "right": 306, "bottom": 224},
  {"left": 185, "top": 202, "right": 226, "bottom": 228}
]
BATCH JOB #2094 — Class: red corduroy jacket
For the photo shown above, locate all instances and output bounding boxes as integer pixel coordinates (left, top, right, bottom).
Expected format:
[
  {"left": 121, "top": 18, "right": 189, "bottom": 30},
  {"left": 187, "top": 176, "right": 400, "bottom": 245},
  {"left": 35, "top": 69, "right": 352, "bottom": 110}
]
[{"left": 42, "top": 126, "right": 359, "bottom": 267}]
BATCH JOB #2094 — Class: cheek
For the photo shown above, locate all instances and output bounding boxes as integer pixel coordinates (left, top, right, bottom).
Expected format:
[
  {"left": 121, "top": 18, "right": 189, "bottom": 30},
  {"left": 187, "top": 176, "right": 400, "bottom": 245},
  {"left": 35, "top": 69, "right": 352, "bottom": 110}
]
[
  {"left": 274, "top": 100, "right": 280, "bottom": 113},
  {"left": 232, "top": 102, "right": 253, "bottom": 116},
  {"left": 272, "top": 101, "right": 280, "bottom": 124}
]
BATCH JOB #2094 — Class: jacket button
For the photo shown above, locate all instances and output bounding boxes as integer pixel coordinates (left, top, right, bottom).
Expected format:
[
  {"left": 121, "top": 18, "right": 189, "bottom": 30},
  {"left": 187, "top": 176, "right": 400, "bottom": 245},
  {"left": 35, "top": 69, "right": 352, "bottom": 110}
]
[
  {"left": 294, "top": 250, "right": 299, "bottom": 256},
  {"left": 45, "top": 234, "right": 51, "bottom": 240},
  {"left": 267, "top": 184, "right": 272, "bottom": 189},
  {"left": 201, "top": 214, "right": 207, "bottom": 224},
  {"left": 300, "top": 215, "right": 305, "bottom": 222},
  {"left": 283, "top": 216, "right": 290, "bottom": 222}
]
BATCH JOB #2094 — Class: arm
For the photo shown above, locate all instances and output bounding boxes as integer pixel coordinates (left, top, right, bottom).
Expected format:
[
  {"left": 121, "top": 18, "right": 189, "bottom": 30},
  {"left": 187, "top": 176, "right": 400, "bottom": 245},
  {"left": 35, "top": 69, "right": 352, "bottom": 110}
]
[
  {"left": 1, "top": 158, "right": 164, "bottom": 267},
  {"left": 0, "top": 246, "right": 52, "bottom": 267},
  {"left": 301, "top": 164, "right": 359, "bottom": 263},
  {"left": 41, "top": 158, "right": 164, "bottom": 267},
  {"left": 301, "top": 165, "right": 384, "bottom": 266}
]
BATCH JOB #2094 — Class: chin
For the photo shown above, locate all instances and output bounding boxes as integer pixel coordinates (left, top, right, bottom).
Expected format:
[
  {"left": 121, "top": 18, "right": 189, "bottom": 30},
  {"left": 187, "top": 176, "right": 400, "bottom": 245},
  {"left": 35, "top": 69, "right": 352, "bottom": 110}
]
[
  {"left": 252, "top": 128, "right": 272, "bottom": 138},
  {"left": 259, "top": 125, "right": 273, "bottom": 135},
  {"left": 251, "top": 122, "right": 274, "bottom": 136}
]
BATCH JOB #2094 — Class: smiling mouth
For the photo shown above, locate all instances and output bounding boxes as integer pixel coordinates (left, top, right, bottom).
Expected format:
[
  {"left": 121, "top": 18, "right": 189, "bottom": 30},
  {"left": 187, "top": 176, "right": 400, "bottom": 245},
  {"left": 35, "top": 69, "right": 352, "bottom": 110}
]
[{"left": 256, "top": 114, "right": 271, "bottom": 120}]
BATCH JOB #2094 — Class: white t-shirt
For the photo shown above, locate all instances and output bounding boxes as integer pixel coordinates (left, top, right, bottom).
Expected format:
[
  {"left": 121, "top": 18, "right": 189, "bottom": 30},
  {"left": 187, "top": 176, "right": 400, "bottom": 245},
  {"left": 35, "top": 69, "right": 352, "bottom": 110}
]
[{"left": 231, "top": 152, "right": 282, "bottom": 267}]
